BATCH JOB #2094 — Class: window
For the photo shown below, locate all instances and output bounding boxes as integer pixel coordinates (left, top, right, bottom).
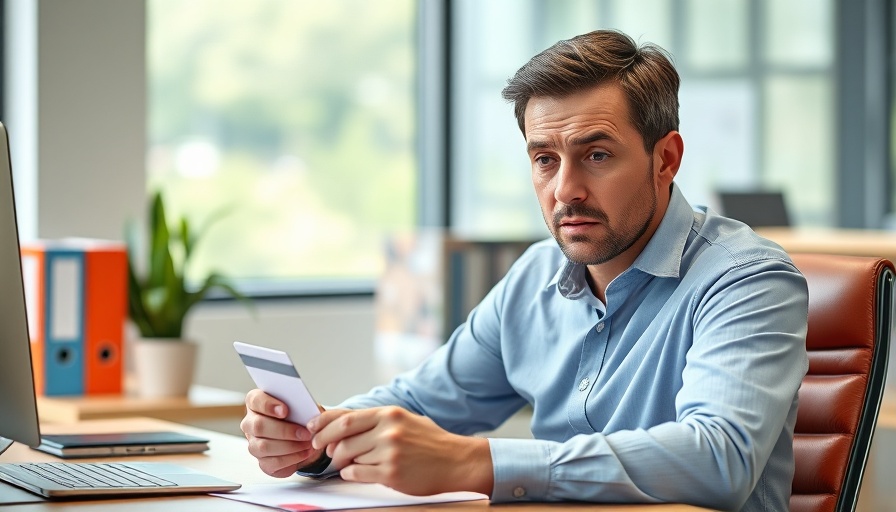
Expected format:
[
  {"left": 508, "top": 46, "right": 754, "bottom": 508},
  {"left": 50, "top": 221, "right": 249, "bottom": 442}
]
[
  {"left": 451, "top": 0, "right": 836, "bottom": 237},
  {"left": 147, "top": 0, "right": 417, "bottom": 292},
  {"left": 144, "top": 0, "right": 882, "bottom": 295}
]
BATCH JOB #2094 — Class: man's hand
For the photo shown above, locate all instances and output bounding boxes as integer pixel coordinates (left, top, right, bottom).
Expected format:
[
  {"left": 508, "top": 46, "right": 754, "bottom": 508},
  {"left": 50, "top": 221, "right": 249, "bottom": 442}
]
[
  {"left": 241, "top": 389, "right": 327, "bottom": 477},
  {"left": 307, "top": 406, "right": 494, "bottom": 496}
]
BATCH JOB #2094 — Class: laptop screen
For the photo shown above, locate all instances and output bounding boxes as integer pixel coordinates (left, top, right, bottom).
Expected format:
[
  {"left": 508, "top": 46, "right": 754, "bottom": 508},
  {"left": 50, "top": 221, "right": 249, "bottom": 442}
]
[{"left": 0, "top": 121, "right": 43, "bottom": 452}]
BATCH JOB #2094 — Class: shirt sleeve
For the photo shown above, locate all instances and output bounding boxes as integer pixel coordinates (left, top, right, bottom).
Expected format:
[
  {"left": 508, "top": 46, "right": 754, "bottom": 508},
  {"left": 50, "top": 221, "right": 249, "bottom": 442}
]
[
  {"left": 488, "top": 261, "right": 809, "bottom": 510},
  {"left": 337, "top": 271, "right": 529, "bottom": 435}
]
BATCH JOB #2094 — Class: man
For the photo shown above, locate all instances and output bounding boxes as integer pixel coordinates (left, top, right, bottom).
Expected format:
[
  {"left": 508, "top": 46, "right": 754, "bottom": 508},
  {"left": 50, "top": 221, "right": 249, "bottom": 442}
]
[{"left": 241, "top": 30, "right": 808, "bottom": 511}]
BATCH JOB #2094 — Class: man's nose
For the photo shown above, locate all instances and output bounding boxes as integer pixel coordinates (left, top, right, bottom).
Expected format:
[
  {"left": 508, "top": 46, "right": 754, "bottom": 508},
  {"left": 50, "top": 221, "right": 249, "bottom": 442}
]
[{"left": 554, "top": 161, "right": 586, "bottom": 205}]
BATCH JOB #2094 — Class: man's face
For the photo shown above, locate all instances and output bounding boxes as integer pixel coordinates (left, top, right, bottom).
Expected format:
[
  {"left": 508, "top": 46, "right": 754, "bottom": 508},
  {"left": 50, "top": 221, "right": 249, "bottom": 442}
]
[{"left": 525, "top": 83, "right": 661, "bottom": 266}]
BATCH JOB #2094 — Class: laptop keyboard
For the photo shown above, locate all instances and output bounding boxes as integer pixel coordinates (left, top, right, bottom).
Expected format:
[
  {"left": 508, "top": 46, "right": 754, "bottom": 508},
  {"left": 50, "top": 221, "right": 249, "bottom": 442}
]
[{"left": 9, "top": 462, "right": 176, "bottom": 489}]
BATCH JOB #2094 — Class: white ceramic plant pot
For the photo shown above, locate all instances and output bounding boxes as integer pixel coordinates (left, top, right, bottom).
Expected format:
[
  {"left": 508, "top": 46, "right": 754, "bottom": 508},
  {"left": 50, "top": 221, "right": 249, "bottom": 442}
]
[{"left": 133, "top": 339, "right": 198, "bottom": 398}]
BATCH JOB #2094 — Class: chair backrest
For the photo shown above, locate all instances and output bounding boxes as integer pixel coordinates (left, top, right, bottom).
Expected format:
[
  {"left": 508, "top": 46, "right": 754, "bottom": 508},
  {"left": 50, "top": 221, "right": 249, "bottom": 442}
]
[{"left": 789, "top": 254, "right": 893, "bottom": 512}]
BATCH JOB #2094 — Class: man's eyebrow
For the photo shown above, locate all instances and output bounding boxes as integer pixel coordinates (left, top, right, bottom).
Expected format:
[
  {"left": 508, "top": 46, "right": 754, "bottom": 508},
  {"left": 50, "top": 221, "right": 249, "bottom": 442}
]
[
  {"left": 526, "top": 131, "right": 615, "bottom": 152},
  {"left": 570, "top": 131, "right": 614, "bottom": 146},
  {"left": 526, "top": 139, "right": 553, "bottom": 152}
]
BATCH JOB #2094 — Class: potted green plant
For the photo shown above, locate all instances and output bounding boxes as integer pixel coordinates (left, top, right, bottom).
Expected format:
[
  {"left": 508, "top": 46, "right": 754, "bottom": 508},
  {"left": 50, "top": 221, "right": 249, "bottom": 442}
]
[{"left": 126, "top": 191, "right": 250, "bottom": 397}]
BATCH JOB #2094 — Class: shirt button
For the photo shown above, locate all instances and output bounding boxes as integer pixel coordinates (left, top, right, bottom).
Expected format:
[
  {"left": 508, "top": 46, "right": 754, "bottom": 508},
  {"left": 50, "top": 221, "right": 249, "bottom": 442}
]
[
  {"left": 578, "top": 377, "right": 590, "bottom": 391},
  {"left": 596, "top": 322, "right": 605, "bottom": 333},
  {"left": 512, "top": 486, "right": 527, "bottom": 498}
]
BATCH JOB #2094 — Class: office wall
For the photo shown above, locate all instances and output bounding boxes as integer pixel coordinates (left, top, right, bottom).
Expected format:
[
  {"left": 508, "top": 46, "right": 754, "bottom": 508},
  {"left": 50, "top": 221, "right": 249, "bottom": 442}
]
[
  {"left": 7, "top": 0, "right": 388, "bottom": 404},
  {"left": 5, "top": 0, "right": 146, "bottom": 242}
]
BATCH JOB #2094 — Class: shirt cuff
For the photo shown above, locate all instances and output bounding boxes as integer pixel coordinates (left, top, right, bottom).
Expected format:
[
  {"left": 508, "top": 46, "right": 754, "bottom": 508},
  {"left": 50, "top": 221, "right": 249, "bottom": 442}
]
[{"left": 488, "top": 438, "right": 552, "bottom": 502}]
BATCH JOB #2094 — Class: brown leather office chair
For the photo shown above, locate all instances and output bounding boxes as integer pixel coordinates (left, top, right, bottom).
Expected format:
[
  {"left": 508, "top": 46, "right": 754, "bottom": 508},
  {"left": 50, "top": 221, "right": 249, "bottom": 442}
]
[{"left": 789, "top": 254, "right": 893, "bottom": 512}]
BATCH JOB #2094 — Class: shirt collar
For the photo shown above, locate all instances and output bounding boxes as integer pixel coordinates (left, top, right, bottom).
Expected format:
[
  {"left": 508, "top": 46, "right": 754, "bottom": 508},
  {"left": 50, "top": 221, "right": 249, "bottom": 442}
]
[
  {"left": 630, "top": 183, "right": 693, "bottom": 279},
  {"left": 549, "top": 183, "right": 695, "bottom": 296}
]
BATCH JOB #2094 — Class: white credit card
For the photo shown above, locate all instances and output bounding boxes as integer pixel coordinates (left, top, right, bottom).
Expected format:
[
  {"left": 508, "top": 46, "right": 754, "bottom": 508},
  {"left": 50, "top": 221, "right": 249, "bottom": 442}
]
[{"left": 233, "top": 341, "right": 321, "bottom": 426}]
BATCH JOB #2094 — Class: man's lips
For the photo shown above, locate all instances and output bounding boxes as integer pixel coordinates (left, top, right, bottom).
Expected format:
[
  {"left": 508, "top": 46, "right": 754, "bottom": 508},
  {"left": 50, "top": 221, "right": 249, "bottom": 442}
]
[
  {"left": 558, "top": 217, "right": 600, "bottom": 227},
  {"left": 557, "top": 218, "right": 602, "bottom": 236}
]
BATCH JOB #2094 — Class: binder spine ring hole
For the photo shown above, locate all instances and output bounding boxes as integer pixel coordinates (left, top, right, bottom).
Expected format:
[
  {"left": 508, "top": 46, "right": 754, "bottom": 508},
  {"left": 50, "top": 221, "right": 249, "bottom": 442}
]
[
  {"left": 99, "top": 346, "right": 114, "bottom": 362},
  {"left": 55, "top": 347, "right": 73, "bottom": 365}
]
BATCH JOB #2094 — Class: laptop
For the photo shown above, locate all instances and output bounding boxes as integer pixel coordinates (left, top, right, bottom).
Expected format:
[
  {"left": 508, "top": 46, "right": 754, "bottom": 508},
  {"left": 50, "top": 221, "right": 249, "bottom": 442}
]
[
  {"left": 36, "top": 431, "right": 210, "bottom": 458},
  {"left": 0, "top": 121, "right": 241, "bottom": 498}
]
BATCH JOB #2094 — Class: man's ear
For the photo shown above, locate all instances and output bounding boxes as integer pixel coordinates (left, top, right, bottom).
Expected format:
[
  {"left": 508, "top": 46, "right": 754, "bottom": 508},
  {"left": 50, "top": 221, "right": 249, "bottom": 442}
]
[{"left": 652, "top": 131, "right": 684, "bottom": 186}]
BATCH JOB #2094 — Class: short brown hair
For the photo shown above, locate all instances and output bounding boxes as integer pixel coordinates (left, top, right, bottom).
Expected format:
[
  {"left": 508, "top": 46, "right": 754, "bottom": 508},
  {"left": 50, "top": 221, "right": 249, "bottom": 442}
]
[{"left": 501, "top": 30, "right": 679, "bottom": 153}]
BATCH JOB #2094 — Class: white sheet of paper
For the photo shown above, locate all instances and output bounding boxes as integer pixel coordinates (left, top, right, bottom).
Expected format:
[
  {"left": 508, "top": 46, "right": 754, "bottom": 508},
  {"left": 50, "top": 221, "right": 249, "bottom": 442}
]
[{"left": 213, "top": 478, "right": 488, "bottom": 511}]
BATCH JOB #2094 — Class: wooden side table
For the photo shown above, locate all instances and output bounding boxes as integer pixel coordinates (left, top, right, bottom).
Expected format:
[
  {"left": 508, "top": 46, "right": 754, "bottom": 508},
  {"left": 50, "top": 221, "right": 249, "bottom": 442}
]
[{"left": 36, "top": 384, "right": 247, "bottom": 435}]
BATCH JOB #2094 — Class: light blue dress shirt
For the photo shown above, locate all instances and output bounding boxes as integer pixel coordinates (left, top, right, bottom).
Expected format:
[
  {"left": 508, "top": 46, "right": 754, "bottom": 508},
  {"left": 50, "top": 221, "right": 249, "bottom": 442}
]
[{"left": 338, "top": 185, "right": 809, "bottom": 511}]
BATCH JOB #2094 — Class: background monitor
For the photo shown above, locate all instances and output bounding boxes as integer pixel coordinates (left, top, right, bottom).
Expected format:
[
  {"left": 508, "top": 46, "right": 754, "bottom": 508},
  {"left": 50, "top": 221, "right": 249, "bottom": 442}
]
[{"left": 716, "top": 190, "right": 791, "bottom": 228}]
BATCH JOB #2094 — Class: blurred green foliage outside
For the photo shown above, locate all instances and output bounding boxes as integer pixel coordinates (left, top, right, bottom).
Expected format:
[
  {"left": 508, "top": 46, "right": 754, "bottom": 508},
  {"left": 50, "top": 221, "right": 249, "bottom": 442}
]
[{"left": 147, "top": 0, "right": 416, "bottom": 286}]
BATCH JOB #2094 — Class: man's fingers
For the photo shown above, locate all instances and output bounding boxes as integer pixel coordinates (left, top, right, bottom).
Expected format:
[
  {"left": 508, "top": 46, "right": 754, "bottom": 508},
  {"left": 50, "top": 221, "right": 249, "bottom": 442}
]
[
  {"left": 247, "top": 437, "right": 311, "bottom": 458},
  {"left": 257, "top": 447, "right": 315, "bottom": 477},
  {"left": 267, "top": 466, "right": 302, "bottom": 479},
  {"left": 310, "top": 410, "right": 378, "bottom": 450},
  {"left": 350, "top": 447, "right": 380, "bottom": 466},
  {"left": 327, "top": 431, "right": 377, "bottom": 467},
  {"left": 340, "top": 461, "right": 416, "bottom": 494},
  {"left": 242, "top": 411, "right": 311, "bottom": 441},
  {"left": 245, "top": 389, "right": 287, "bottom": 418},
  {"left": 340, "top": 463, "right": 380, "bottom": 485},
  {"left": 306, "top": 408, "right": 349, "bottom": 433}
]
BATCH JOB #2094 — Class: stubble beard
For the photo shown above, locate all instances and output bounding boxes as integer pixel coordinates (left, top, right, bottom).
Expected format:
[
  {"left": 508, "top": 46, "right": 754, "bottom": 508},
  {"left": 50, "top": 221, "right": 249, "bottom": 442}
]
[{"left": 547, "top": 163, "right": 658, "bottom": 266}]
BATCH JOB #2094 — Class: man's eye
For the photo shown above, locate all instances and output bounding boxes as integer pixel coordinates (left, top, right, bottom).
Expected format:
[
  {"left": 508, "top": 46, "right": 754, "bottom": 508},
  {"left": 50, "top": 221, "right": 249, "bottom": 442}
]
[
  {"left": 535, "top": 156, "right": 553, "bottom": 165},
  {"left": 589, "top": 152, "right": 608, "bottom": 162}
]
